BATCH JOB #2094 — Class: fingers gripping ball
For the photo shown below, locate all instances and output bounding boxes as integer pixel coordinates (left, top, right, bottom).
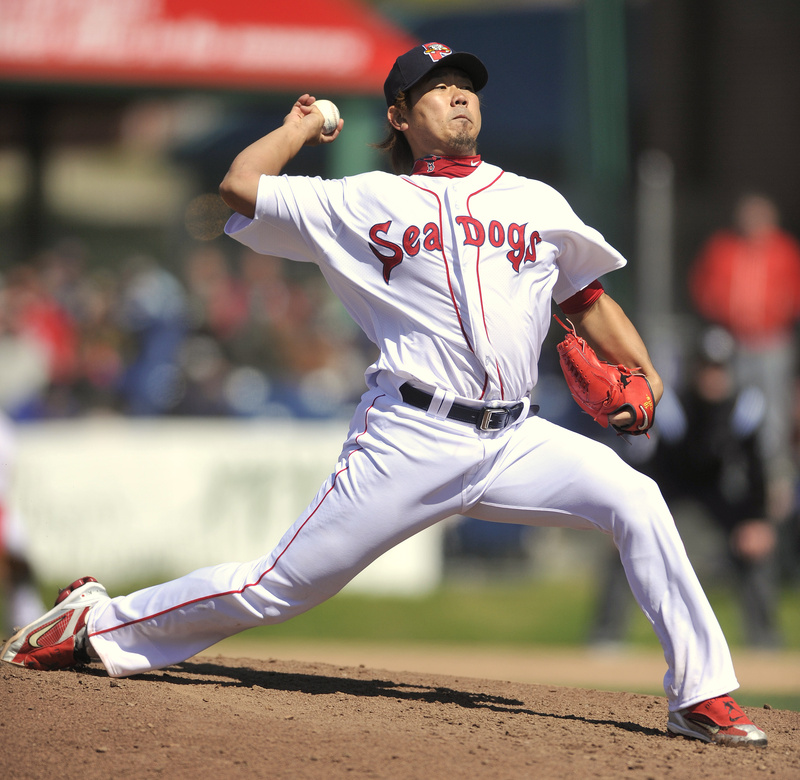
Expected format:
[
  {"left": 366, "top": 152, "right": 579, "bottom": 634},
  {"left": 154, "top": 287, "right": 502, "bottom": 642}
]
[
  {"left": 555, "top": 317, "right": 655, "bottom": 436},
  {"left": 313, "top": 99, "right": 340, "bottom": 135}
]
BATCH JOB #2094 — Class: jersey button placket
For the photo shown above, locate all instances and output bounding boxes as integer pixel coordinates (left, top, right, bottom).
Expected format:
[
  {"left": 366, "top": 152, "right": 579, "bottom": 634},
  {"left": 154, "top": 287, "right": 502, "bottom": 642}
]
[
  {"left": 445, "top": 188, "right": 479, "bottom": 377},
  {"left": 450, "top": 189, "right": 498, "bottom": 399}
]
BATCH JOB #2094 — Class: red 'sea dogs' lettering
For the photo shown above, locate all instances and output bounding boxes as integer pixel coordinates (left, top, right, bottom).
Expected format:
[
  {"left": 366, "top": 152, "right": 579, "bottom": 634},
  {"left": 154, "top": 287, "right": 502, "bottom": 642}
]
[
  {"left": 368, "top": 221, "right": 402, "bottom": 283},
  {"left": 368, "top": 218, "right": 541, "bottom": 282},
  {"left": 506, "top": 223, "right": 542, "bottom": 273},
  {"left": 369, "top": 221, "right": 443, "bottom": 283}
]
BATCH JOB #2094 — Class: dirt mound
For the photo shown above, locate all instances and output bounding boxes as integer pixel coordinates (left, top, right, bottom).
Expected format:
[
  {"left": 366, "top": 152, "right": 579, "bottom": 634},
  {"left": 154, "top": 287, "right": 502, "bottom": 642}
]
[{"left": 2, "top": 655, "right": 797, "bottom": 779}]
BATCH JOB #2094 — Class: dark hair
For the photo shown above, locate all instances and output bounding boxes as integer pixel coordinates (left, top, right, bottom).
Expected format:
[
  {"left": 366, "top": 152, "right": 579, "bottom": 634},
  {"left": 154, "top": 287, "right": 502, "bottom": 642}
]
[{"left": 373, "top": 91, "right": 415, "bottom": 175}]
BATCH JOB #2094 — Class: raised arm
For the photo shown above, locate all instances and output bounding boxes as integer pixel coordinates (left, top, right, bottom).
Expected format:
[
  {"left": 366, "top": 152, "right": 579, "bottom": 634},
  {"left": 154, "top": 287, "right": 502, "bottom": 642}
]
[{"left": 219, "top": 94, "right": 344, "bottom": 219}]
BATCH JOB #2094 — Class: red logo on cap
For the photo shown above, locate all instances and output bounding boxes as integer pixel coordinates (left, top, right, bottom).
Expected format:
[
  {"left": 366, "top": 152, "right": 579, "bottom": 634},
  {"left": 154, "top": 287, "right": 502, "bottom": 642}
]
[{"left": 423, "top": 43, "right": 453, "bottom": 62}]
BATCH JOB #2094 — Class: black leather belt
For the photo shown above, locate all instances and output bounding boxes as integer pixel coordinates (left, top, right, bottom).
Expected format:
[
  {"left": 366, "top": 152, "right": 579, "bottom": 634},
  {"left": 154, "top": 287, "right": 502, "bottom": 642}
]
[{"left": 400, "top": 383, "right": 538, "bottom": 431}]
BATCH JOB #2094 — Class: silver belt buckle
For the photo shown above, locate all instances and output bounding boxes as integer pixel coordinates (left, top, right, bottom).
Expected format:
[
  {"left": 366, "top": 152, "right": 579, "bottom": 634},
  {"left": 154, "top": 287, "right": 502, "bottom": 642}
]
[{"left": 478, "top": 401, "right": 507, "bottom": 431}]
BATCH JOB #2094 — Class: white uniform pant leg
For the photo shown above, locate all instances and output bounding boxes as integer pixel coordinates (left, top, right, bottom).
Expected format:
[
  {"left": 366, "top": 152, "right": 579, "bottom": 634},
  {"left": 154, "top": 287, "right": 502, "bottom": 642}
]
[
  {"left": 467, "top": 416, "right": 738, "bottom": 711},
  {"left": 87, "top": 395, "right": 479, "bottom": 677}
]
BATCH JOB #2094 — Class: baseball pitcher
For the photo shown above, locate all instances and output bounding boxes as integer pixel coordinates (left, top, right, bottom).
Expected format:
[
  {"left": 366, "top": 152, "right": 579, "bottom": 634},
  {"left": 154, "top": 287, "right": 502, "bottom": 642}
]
[{"left": 2, "top": 43, "right": 766, "bottom": 747}]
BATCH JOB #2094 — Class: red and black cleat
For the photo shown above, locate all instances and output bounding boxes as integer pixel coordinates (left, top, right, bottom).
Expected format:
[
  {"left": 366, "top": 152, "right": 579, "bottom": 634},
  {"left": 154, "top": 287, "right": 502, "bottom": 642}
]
[
  {"left": 54, "top": 577, "right": 99, "bottom": 607},
  {"left": 2, "top": 577, "right": 108, "bottom": 671}
]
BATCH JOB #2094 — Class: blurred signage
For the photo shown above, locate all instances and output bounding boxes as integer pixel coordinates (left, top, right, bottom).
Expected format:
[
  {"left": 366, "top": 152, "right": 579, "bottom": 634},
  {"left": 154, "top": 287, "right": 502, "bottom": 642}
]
[
  {"left": 12, "top": 418, "right": 444, "bottom": 595},
  {"left": 0, "top": 0, "right": 416, "bottom": 93}
]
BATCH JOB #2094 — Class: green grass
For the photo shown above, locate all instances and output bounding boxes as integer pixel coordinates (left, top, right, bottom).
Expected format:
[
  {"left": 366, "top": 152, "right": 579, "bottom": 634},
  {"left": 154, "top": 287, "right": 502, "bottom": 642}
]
[
  {"left": 226, "top": 578, "right": 800, "bottom": 650},
  {"left": 264, "top": 579, "right": 601, "bottom": 645}
]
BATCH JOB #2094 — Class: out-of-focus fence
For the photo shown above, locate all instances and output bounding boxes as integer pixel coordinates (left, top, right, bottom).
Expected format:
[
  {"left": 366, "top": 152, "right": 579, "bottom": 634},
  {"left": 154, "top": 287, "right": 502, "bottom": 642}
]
[{"left": 11, "top": 418, "right": 444, "bottom": 595}]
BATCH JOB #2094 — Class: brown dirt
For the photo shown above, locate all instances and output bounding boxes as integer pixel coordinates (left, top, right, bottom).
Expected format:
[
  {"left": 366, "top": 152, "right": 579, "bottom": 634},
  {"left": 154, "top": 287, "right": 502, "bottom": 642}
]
[{"left": 2, "top": 653, "right": 798, "bottom": 780}]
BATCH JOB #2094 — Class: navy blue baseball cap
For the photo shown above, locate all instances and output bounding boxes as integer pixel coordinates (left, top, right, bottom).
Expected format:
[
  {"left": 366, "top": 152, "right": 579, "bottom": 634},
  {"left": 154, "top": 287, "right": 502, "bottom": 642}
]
[{"left": 383, "top": 42, "right": 489, "bottom": 106}]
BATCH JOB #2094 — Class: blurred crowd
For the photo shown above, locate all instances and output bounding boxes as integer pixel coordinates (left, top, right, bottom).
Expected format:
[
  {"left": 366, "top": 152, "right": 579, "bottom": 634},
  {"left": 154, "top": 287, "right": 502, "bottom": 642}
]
[{"left": 0, "top": 238, "right": 377, "bottom": 422}]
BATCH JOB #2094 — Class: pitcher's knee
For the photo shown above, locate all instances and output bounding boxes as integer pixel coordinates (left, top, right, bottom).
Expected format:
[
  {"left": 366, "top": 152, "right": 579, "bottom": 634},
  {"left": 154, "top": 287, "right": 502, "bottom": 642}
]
[
  {"left": 599, "top": 470, "right": 673, "bottom": 536},
  {"left": 628, "top": 471, "right": 669, "bottom": 514}
]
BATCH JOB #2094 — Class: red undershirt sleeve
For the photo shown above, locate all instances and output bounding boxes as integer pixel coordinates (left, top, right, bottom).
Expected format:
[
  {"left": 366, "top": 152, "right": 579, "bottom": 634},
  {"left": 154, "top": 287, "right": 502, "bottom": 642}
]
[{"left": 559, "top": 280, "right": 605, "bottom": 314}]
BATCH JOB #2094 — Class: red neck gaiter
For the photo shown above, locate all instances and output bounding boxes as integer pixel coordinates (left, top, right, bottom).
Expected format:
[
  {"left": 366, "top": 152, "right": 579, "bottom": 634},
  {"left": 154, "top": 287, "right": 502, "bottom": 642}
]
[{"left": 411, "top": 155, "right": 482, "bottom": 178}]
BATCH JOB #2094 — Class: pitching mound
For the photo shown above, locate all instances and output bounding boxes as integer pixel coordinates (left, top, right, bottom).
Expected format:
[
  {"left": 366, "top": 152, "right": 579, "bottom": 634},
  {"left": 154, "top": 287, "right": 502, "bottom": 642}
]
[{"left": 2, "top": 655, "right": 798, "bottom": 779}]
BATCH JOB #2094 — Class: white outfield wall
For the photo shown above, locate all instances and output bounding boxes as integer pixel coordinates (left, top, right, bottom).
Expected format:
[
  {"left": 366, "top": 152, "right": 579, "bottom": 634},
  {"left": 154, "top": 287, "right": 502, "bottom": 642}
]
[{"left": 10, "top": 419, "right": 445, "bottom": 596}]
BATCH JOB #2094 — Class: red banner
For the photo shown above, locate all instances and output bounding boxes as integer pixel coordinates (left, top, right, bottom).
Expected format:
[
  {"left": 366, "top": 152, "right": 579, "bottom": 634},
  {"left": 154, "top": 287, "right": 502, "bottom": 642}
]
[{"left": 0, "top": 0, "right": 417, "bottom": 94}]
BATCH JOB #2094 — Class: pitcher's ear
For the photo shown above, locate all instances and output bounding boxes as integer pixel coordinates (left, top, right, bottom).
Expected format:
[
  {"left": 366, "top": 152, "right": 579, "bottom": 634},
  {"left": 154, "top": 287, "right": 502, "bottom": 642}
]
[{"left": 388, "top": 105, "right": 407, "bottom": 131}]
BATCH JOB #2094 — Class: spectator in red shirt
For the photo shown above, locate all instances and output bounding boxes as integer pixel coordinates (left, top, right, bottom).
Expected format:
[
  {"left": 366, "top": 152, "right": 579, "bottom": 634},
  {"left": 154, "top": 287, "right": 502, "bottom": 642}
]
[{"left": 689, "top": 193, "right": 800, "bottom": 523}]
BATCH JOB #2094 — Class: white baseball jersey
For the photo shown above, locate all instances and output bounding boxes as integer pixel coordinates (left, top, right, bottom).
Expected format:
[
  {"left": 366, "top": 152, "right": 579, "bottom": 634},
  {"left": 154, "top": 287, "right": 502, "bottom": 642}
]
[
  {"left": 88, "top": 162, "right": 738, "bottom": 712},
  {"left": 225, "top": 162, "right": 625, "bottom": 403}
]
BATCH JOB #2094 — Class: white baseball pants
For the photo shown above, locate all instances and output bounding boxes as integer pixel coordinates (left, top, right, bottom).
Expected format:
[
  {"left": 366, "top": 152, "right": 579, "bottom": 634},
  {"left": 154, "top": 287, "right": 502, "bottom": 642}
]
[{"left": 88, "top": 389, "right": 738, "bottom": 710}]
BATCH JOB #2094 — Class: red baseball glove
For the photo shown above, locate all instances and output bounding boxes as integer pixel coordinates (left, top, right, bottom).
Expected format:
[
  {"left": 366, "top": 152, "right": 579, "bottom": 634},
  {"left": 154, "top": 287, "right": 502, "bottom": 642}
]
[{"left": 555, "top": 317, "right": 655, "bottom": 436}]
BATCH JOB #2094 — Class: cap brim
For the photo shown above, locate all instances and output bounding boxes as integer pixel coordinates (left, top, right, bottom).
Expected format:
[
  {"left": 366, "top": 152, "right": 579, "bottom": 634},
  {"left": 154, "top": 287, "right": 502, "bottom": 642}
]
[{"left": 405, "top": 52, "right": 489, "bottom": 97}]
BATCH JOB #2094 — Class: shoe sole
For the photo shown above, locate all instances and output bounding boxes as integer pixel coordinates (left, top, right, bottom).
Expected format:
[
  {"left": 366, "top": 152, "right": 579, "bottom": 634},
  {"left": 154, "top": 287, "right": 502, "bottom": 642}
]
[{"left": 667, "top": 720, "right": 712, "bottom": 743}]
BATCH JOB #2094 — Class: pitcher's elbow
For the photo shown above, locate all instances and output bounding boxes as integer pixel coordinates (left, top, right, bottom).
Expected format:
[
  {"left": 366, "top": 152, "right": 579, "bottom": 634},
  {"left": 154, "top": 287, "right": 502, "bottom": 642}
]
[{"left": 219, "top": 173, "right": 255, "bottom": 219}]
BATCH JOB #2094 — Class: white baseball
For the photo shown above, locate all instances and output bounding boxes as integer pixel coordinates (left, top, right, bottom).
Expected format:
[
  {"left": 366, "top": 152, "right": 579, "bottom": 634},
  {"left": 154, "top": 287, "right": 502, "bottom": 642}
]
[{"left": 313, "top": 99, "right": 340, "bottom": 135}]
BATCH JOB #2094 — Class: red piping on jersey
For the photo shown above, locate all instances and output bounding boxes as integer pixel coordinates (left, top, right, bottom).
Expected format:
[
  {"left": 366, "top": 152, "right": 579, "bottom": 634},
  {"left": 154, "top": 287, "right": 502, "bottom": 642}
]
[
  {"left": 404, "top": 177, "right": 476, "bottom": 355},
  {"left": 479, "top": 373, "right": 489, "bottom": 399},
  {"left": 89, "top": 396, "right": 386, "bottom": 640},
  {"left": 466, "top": 169, "right": 507, "bottom": 399}
]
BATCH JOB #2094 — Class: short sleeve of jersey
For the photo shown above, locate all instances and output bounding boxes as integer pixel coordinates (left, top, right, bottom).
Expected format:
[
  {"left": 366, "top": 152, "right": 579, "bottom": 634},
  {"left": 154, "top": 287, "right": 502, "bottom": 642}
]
[
  {"left": 532, "top": 184, "right": 627, "bottom": 303},
  {"left": 224, "top": 174, "right": 343, "bottom": 264}
]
